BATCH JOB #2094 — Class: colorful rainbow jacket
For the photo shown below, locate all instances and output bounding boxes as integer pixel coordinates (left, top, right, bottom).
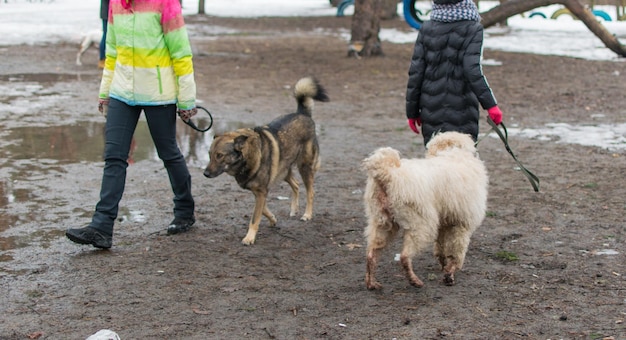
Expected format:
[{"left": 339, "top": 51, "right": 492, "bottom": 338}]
[{"left": 99, "top": 0, "right": 196, "bottom": 110}]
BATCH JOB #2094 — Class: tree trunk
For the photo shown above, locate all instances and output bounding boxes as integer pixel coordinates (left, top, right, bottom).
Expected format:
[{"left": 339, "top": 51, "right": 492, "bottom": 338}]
[
  {"left": 198, "top": 0, "right": 205, "bottom": 15},
  {"left": 497, "top": 0, "right": 508, "bottom": 26},
  {"left": 379, "top": 0, "right": 399, "bottom": 20},
  {"left": 480, "top": 0, "right": 626, "bottom": 57},
  {"left": 349, "top": 0, "right": 384, "bottom": 57}
]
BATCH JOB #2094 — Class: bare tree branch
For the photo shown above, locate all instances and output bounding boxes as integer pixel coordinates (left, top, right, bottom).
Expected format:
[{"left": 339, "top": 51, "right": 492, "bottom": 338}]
[{"left": 481, "top": 0, "right": 626, "bottom": 57}]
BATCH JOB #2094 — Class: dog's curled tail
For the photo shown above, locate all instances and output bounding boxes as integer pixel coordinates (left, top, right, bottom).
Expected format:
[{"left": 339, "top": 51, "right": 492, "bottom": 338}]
[
  {"left": 294, "top": 77, "right": 330, "bottom": 116},
  {"left": 362, "top": 147, "right": 402, "bottom": 181}
]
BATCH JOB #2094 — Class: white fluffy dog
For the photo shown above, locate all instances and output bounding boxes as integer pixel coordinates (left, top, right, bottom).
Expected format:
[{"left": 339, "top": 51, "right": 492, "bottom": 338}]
[
  {"left": 76, "top": 29, "right": 103, "bottom": 66},
  {"left": 362, "top": 131, "right": 488, "bottom": 289}
]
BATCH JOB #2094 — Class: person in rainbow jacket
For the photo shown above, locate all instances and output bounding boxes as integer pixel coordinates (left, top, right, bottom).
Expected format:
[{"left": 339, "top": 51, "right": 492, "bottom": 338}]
[{"left": 66, "top": 0, "right": 199, "bottom": 249}]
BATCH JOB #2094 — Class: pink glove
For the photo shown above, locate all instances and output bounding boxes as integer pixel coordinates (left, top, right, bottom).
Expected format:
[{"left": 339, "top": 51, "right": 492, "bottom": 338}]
[
  {"left": 487, "top": 106, "right": 503, "bottom": 125},
  {"left": 98, "top": 98, "right": 110, "bottom": 117},
  {"left": 178, "top": 107, "right": 198, "bottom": 122},
  {"left": 407, "top": 118, "right": 421, "bottom": 134}
]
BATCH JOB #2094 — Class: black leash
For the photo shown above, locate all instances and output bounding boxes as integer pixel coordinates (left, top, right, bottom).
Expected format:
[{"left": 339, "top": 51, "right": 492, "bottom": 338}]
[
  {"left": 477, "top": 118, "right": 540, "bottom": 192},
  {"left": 181, "top": 105, "right": 213, "bottom": 132}
]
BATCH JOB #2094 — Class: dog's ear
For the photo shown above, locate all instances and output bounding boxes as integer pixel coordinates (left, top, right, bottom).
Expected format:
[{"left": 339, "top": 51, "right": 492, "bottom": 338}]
[
  {"left": 233, "top": 135, "right": 248, "bottom": 152},
  {"left": 362, "top": 147, "right": 401, "bottom": 177}
]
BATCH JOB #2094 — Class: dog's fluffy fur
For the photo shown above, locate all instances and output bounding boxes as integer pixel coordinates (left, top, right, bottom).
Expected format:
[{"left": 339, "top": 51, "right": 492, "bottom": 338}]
[
  {"left": 76, "top": 29, "right": 103, "bottom": 66},
  {"left": 362, "top": 131, "right": 488, "bottom": 289},
  {"left": 204, "top": 77, "right": 329, "bottom": 245}
]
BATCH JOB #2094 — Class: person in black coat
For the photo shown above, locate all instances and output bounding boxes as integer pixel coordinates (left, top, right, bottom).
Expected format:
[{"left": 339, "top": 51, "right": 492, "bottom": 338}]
[
  {"left": 406, "top": 0, "right": 503, "bottom": 146},
  {"left": 98, "top": 0, "right": 109, "bottom": 68}
]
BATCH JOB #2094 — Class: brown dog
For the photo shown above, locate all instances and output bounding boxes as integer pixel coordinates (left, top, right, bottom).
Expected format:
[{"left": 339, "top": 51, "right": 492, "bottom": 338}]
[{"left": 204, "top": 77, "right": 329, "bottom": 245}]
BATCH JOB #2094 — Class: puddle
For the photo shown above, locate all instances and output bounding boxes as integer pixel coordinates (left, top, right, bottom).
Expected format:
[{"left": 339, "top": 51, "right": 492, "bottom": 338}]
[
  {"left": 0, "top": 117, "right": 230, "bottom": 215},
  {"left": 0, "top": 73, "right": 99, "bottom": 84},
  {"left": 117, "top": 207, "right": 147, "bottom": 224},
  {"left": 0, "top": 227, "right": 65, "bottom": 265},
  {"left": 0, "top": 74, "right": 100, "bottom": 128},
  {"left": 1, "top": 119, "right": 217, "bottom": 166},
  {"left": 595, "top": 249, "right": 619, "bottom": 255},
  {"left": 0, "top": 116, "right": 253, "bottom": 259},
  {"left": 501, "top": 122, "right": 626, "bottom": 151},
  {"left": 188, "top": 24, "right": 241, "bottom": 38}
]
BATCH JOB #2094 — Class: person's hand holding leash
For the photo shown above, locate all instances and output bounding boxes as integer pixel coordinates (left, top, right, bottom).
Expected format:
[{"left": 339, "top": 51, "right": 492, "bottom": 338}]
[
  {"left": 98, "top": 98, "right": 109, "bottom": 118},
  {"left": 408, "top": 118, "right": 421, "bottom": 134},
  {"left": 178, "top": 107, "right": 198, "bottom": 122},
  {"left": 487, "top": 106, "right": 503, "bottom": 125}
]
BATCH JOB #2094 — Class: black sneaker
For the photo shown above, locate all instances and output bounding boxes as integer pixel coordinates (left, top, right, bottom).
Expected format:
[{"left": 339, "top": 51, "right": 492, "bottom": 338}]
[
  {"left": 66, "top": 226, "right": 112, "bottom": 249},
  {"left": 166, "top": 217, "right": 195, "bottom": 235}
]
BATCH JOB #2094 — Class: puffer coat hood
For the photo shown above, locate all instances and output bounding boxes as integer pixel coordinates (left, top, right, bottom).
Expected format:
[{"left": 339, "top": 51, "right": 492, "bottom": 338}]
[{"left": 405, "top": 20, "right": 497, "bottom": 144}]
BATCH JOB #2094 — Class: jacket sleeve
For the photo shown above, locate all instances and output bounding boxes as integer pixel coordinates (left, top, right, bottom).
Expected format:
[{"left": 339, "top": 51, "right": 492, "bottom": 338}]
[
  {"left": 162, "top": 0, "right": 197, "bottom": 110},
  {"left": 462, "top": 25, "right": 497, "bottom": 110},
  {"left": 98, "top": 13, "right": 116, "bottom": 100},
  {"left": 406, "top": 32, "right": 426, "bottom": 119}
]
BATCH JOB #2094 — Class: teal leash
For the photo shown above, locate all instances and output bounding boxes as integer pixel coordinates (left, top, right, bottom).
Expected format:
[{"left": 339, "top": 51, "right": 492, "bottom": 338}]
[{"left": 477, "top": 118, "right": 540, "bottom": 192}]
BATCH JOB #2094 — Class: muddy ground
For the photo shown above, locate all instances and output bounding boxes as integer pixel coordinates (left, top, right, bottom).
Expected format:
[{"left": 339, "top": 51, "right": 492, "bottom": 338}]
[{"left": 1, "top": 15, "right": 626, "bottom": 339}]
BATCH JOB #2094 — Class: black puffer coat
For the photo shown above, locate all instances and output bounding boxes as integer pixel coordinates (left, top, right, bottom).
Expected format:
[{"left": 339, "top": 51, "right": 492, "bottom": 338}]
[{"left": 406, "top": 20, "right": 497, "bottom": 145}]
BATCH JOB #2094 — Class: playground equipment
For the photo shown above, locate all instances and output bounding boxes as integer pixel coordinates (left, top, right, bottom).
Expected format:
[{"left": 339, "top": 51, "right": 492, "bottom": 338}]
[
  {"left": 532, "top": 7, "right": 613, "bottom": 21},
  {"left": 336, "top": 0, "right": 354, "bottom": 16},
  {"left": 336, "top": 0, "right": 626, "bottom": 28},
  {"left": 619, "top": 0, "right": 626, "bottom": 20},
  {"left": 403, "top": 0, "right": 429, "bottom": 29},
  {"left": 336, "top": 0, "right": 427, "bottom": 29},
  {"left": 528, "top": 0, "right": 625, "bottom": 22},
  {"left": 335, "top": 0, "right": 426, "bottom": 28}
]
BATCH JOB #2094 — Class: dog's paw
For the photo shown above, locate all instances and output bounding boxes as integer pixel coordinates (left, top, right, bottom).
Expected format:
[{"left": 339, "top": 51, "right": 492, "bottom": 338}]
[
  {"left": 242, "top": 232, "right": 256, "bottom": 245},
  {"left": 268, "top": 215, "right": 277, "bottom": 227},
  {"left": 410, "top": 281, "right": 425, "bottom": 288},
  {"left": 366, "top": 281, "right": 383, "bottom": 290},
  {"left": 409, "top": 277, "right": 425, "bottom": 288},
  {"left": 300, "top": 214, "right": 312, "bottom": 221},
  {"left": 443, "top": 273, "right": 455, "bottom": 286},
  {"left": 289, "top": 202, "right": 299, "bottom": 217}
]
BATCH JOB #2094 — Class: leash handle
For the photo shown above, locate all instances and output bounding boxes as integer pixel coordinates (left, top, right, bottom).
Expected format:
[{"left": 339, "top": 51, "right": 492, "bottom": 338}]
[
  {"left": 487, "top": 117, "right": 540, "bottom": 192},
  {"left": 182, "top": 105, "right": 213, "bottom": 132}
]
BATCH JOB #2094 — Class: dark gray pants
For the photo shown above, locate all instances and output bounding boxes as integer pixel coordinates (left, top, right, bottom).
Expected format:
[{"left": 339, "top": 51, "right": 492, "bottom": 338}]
[{"left": 91, "top": 98, "right": 194, "bottom": 235}]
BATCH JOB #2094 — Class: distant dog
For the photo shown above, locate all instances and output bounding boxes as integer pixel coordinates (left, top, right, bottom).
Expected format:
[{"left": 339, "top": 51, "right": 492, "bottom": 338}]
[
  {"left": 362, "top": 131, "right": 488, "bottom": 289},
  {"left": 76, "top": 29, "right": 102, "bottom": 66},
  {"left": 204, "top": 77, "right": 329, "bottom": 245}
]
